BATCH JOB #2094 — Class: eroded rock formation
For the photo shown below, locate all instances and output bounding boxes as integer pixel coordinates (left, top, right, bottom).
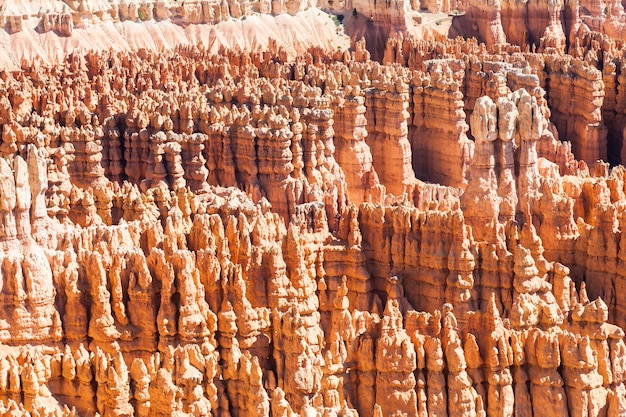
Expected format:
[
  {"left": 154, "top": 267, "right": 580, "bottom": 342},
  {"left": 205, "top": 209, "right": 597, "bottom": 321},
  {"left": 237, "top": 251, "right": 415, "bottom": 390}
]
[{"left": 1, "top": 1, "right": 626, "bottom": 416}]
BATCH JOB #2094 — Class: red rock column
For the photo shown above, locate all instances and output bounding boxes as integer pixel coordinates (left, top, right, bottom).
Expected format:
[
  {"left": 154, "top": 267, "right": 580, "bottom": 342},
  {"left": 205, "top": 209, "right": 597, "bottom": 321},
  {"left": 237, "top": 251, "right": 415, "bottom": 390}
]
[
  {"left": 461, "top": 95, "right": 499, "bottom": 242},
  {"left": 375, "top": 300, "right": 418, "bottom": 417},
  {"left": 545, "top": 57, "right": 607, "bottom": 164},
  {"left": 366, "top": 75, "right": 415, "bottom": 196},
  {"left": 334, "top": 90, "right": 382, "bottom": 204}
]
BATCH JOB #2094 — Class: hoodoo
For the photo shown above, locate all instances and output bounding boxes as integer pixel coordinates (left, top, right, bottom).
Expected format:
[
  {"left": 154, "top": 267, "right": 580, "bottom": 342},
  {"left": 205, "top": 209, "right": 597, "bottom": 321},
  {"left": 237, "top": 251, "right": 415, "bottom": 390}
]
[{"left": 0, "top": 0, "right": 626, "bottom": 416}]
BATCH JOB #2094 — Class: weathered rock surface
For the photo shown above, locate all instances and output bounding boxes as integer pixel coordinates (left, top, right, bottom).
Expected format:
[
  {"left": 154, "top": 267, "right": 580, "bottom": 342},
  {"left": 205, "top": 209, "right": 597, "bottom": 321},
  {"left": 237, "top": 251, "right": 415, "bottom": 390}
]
[
  {"left": 0, "top": 1, "right": 350, "bottom": 70},
  {"left": 1, "top": 1, "right": 626, "bottom": 416}
]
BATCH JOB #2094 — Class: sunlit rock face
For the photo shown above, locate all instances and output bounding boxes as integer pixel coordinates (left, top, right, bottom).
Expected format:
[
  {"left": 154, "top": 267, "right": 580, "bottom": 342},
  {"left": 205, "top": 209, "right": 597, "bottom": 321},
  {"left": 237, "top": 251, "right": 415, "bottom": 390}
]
[{"left": 1, "top": 0, "right": 626, "bottom": 416}]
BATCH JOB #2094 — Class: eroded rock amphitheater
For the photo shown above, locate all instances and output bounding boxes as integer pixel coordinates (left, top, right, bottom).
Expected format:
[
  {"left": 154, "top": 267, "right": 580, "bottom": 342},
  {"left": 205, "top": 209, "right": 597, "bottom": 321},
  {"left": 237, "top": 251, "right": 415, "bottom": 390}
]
[{"left": 3, "top": 0, "right": 626, "bottom": 416}]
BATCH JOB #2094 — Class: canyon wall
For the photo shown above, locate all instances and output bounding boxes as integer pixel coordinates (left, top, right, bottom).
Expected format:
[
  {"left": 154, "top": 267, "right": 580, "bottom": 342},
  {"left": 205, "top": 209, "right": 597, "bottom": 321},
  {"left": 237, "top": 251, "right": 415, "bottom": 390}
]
[
  {"left": 381, "top": 32, "right": 626, "bottom": 172},
  {"left": 456, "top": 0, "right": 626, "bottom": 50},
  {"left": 0, "top": 1, "right": 626, "bottom": 416},
  {"left": 0, "top": 38, "right": 623, "bottom": 416}
]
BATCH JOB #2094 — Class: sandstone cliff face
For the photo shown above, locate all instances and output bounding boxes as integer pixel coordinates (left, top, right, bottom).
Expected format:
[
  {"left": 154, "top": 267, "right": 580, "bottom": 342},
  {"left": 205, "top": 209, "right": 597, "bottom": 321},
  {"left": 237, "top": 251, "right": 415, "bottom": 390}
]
[
  {"left": 410, "top": 60, "right": 474, "bottom": 189},
  {"left": 542, "top": 55, "right": 608, "bottom": 163},
  {"left": 3, "top": 2, "right": 626, "bottom": 416},
  {"left": 0, "top": 40, "right": 624, "bottom": 417},
  {"left": 454, "top": 0, "right": 626, "bottom": 53}
]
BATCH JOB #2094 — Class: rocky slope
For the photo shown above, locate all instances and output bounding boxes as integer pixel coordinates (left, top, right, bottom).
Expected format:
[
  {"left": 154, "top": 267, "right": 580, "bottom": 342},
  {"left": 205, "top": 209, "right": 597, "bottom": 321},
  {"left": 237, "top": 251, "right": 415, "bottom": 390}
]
[
  {"left": 1, "top": 1, "right": 626, "bottom": 417},
  {"left": 0, "top": 0, "right": 350, "bottom": 69}
]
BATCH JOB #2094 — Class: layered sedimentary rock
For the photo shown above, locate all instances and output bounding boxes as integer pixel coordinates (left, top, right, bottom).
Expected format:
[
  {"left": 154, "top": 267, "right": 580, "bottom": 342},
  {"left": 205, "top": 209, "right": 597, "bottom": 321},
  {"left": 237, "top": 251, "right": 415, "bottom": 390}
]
[
  {"left": 364, "top": 69, "right": 417, "bottom": 195},
  {"left": 0, "top": 1, "right": 350, "bottom": 69},
  {"left": 543, "top": 55, "right": 608, "bottom": 163},
  {"left": 3, "top": 1, "right": 626, "bottom": 416},
  {"left": 463, "top": 0, "right": 507, "bottom": 47},
  {"left": 410, "top": 60, "right": 474, "bottom": 189},
  {"left": 457, "top": 0, "right": 626, "bottom": 49}
]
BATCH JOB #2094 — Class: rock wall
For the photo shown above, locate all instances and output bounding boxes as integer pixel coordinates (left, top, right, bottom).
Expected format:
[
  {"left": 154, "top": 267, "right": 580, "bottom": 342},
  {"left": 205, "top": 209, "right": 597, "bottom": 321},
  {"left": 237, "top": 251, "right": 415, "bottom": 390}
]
[
  {"left": 410, "top": 59, "right": 474, "bottom": 189},
  {"left": 2, "top": 1, "right": 626, "bottom": 415},
  {"left": 456, "top": 0, "right": 626, "bottom": 50},
  {"left": 381, "top": 33, "right": 626, "bottom": 171},
  {"left": 0, "top": 41, "right": 624, "bottom": 417},
  {"left": 542, "top": 54, "right": 608, "bottom": 163}
]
